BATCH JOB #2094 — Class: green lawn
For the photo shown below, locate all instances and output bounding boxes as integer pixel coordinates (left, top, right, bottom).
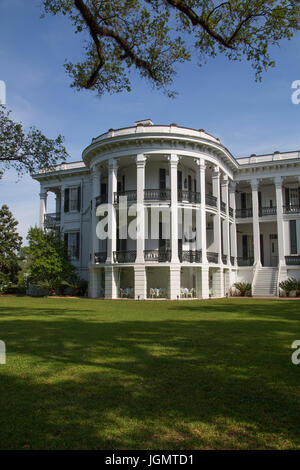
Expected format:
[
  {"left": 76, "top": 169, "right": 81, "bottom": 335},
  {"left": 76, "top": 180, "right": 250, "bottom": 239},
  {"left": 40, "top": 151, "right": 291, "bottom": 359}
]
[{"left": 0, "top": 296, "right": 299, "bottom": 450}]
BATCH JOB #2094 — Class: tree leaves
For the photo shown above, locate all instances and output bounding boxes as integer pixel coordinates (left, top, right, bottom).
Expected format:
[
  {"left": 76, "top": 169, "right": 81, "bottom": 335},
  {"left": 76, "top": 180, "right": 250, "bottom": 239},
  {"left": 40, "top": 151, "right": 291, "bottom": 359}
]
[
  {"left": 0, "top": 105, "right": 68, "bottom": 178},
  {"left": 42, "top": 0, "right": 300, "bottom": 96}
]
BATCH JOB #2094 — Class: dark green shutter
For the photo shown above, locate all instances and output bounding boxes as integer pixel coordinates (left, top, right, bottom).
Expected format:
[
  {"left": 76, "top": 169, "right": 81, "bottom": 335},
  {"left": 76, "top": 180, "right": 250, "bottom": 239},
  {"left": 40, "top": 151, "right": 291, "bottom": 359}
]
[
  {"left": 285, "top": 188, "right": 290, "bottom": 208},
  {"left": 76, "top": 232, "right": 80, "bottom": 259},
  {"left": 64, "top": 188, "right": 69, "bottom": 213},
  {"left": 77, "top": 186, "right": 81, "bottom": 212},
  {"left": 290, "top": 220, "right": 297, "bottom": 254},
  {"left": 159, "top": 169, "right": 166, "bottom": 189},
  {"left": 64, "top": 232, "right": 68, "bottom": 247}
]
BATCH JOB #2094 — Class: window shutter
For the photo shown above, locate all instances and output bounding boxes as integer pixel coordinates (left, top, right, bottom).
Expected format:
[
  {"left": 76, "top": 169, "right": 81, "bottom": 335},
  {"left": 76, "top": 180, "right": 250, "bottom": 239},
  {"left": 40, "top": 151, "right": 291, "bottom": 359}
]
[
  {"left": 77, "top": 186, "right": 81, "bottom": 212},
  {"left": 285, "top": 188, "right": 290, "bottom": 208},
  {"left": 159, "top": 169, "right": 166, "bottom": 189},
  {"left": 242, "top": 235, "right": 248, "bottom": 259},
  {"left": 177, "top": 171, "right": 182, "bottom": 190},
  {"left": 64, "top": 188, "right": 69, "bottom": 213},
  {"left": 76, "top": 232, "right": 80, "bottom": 259},
  {"left": 290, "top": 220, "right": 297, "bottom": 254},
  {"left": 241, "top": 193, "right": 246, "bottom": 209},
  {"left": 64, "top": 232, "right": 68, "bottom": 247}
]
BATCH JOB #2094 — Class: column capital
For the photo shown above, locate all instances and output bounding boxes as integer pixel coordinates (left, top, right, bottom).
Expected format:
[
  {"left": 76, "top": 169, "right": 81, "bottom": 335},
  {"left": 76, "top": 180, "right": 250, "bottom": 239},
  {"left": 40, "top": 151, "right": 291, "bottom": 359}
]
[
  {"left": 221, "top": 174, "right": 229, "bottom": 186},
  {"left": 212, "top": 165, "right": 220, "bottom": 178},
  {"left": 229, "top": 181, "right": 237, "bottom": 192},
  {"left": 274, "top": 176, "right": 283, "bottom": 188},
  {"left": 136, "top": 153, "right": 147, "bottom": 166},
  {"left": 194, "top": 157, "right": 206, "bottom": 170},
  {"left": 108, "top": 158, "right": 118, "bottom": 170},
  {"left": 250, "top": 178, "right": 259, "bottom": 191},
  {"left": 168, "top": 153, "right": 179, "bottom": 165}
]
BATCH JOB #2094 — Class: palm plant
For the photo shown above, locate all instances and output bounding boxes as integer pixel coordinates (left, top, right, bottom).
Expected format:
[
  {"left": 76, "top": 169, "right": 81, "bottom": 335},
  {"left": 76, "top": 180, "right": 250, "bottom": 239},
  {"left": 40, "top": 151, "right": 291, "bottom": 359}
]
[
  {"left": 279, "top": 278, "right": 297, "bottom": 297},
  {"left": 234, "top": 282, "right": 252, "bottom": 297}
]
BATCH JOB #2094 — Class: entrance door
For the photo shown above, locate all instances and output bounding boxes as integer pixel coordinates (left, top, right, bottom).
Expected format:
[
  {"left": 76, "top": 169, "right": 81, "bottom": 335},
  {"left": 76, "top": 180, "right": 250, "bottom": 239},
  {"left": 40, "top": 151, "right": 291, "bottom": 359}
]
[{"left": 270, "top": 234, "right": 278, "bottom": 267}]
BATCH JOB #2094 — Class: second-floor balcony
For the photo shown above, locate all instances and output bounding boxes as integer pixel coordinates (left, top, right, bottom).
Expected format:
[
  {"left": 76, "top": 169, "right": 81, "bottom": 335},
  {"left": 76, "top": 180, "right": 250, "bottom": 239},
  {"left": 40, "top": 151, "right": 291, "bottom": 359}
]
[
  {"left": 236, "top": 208, "right": 253, "bottom": 218},
  {"left": 259, "top": 207, "right": 277, "bottom": 216},
  {"left": 144, "top": 249, "right": 172, "bottom": 262},
  {"left": 178, "top": 190, "right": 200, "bottom": 204},
  {"left": 113, "top": 250, "right": 137, "bottom": 263},
  {"left": 283, "top": 205, "right": 300, "bottom": 214},
  {"left": 114, "top": 190, "right": 137, "bottom": 204},
  {"left": 205, "top": 194, "right": 217, "bottom": 208},
  {"left": 144, "top": 188, "right": 171, "bottom": 202},
  {"left": 44, "top": 212, "right": 61, "bottom": 228},
  {"left": 237, "top": 257, "right": 254, "bottom": 266},
  {"left": 179, "top": 250, "right": 202, "bottom": 263},
  {"left": 285, "top": 255, "right": 300, "bottom": 265}
]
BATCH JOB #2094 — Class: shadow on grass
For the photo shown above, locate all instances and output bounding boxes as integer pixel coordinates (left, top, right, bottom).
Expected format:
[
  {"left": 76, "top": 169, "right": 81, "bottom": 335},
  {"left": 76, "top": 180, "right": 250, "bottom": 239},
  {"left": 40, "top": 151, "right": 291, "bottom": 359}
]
[{"left": 0, "top": 298, "right": 299, "bottom": 449}]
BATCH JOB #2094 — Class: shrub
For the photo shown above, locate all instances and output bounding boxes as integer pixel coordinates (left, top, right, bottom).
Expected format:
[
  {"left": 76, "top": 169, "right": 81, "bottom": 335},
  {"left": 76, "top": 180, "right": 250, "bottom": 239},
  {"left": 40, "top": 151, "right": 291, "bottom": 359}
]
[
  {"left": 234, "top": 282, "right": 252, "bottom": 297},
  {"left": 279, "top": 278, "right": 297, "bottom": 297}
]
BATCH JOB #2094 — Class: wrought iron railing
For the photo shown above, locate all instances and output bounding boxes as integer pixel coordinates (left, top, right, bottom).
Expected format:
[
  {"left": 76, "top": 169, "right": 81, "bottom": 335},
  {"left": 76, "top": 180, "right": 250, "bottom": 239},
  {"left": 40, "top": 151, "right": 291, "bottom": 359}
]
[
  {"left": 207, "top": 252, "right": 219, "bottom": 264},
  {"left": 259, "top": 207, "right": 277, "bottom": 216},
  {"left": 94, "top": 252, "right": 107, "bottom": 263},
  {"left": 44, "top": 212, "right": 61, "bottom": 228},
  {"left": 179, "top": 250, "right": 202, "bottom": 263},
  {"left": 114, "top": 190, "right": 137, "bottom": 204},
  {"left": 144, "top": 249, "right": 171, "bottom": 262},
  {"left": 144, "top": 189, "right": 171, "bottom": 201},
  {"left": 205, "top": 194, "right": 217, "bottom": 208},
  {"left": 178, "top": 190, "right": 201, "bottom": 203},
  {"left": 285, "top": 255, "right": 300, "bottom": 265},
  {"left": 230, "top": 256, "right": 235, "bottom": 265},
  {"left": 113, "top": 251, "right": 137, "bottom": 263},
  {"left": 222, "top": 254, "right": 228, "bottom": 264},
  {"left": 221, "top": 202, "right": 226, "bottom": 213},
  {"left": 236, "top": 208, "right": 253, "bottom": 218},
  {"left": 283, "top": 205, "right": 300, "bottom": 214},
  {"left": 95, "top": 194, "right": 108, "bottom": 206},
  {"left": 229, "top": 207, "right": 234, "bottom": 217},
  {"left": 237, "top": 257, "right": 254, "bottom": 266}
]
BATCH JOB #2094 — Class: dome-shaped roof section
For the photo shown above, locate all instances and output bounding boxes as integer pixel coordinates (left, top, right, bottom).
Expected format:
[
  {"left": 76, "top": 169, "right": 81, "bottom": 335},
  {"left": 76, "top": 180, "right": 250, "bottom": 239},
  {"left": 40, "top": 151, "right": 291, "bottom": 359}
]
[{"left": 82, "top": 120, "right": 238, "bottom": 171}]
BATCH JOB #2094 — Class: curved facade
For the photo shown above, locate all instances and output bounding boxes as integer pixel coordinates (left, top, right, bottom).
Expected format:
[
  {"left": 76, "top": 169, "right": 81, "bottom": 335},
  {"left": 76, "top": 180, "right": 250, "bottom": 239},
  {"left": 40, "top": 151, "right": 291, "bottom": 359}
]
[{"left": 33, "top": 119, "right": 300, "bottom": 299}]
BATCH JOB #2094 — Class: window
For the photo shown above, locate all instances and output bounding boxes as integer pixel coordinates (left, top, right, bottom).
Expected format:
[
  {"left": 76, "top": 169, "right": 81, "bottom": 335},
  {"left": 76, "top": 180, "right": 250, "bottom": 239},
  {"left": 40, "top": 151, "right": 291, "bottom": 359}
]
[
  {"left": 159, "top": 169, "right": 166, "bottom": 189},
  {"left": 64, "top": 186, "right": 81, "bottom": 213},
  {"left": 64, "top": 232, "right": 80, "bottom": 260}
]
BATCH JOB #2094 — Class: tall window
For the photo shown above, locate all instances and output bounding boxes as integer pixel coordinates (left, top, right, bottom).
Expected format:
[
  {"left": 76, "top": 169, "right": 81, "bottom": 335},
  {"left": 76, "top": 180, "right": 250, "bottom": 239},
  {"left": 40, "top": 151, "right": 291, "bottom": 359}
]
[
  {"left": 64, "top": 232, "right": 80, "bottom": 260},
  {"left": 64, "top": 186, "right": 81, "bottom": 213}
]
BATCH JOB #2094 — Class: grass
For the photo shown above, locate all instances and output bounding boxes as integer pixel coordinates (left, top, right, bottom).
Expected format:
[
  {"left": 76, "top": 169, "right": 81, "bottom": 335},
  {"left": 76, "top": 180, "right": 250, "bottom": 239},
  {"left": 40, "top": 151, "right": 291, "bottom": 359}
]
[{"left": 0, "top": 295, "right": 299, "bottom": 450}]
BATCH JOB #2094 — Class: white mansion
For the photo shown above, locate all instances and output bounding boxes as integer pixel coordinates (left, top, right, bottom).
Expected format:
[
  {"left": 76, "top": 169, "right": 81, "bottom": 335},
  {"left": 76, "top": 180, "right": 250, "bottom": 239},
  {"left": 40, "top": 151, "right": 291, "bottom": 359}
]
[{"left": 33, "top": 120, "right": 300, "bottom": 299}]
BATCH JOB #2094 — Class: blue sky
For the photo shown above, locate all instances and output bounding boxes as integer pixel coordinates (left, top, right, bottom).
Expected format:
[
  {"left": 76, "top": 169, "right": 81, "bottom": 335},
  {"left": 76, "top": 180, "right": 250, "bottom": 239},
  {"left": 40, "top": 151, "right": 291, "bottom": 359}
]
[{"left": 0, "top": 0, "right": 300, "bottom": 242}]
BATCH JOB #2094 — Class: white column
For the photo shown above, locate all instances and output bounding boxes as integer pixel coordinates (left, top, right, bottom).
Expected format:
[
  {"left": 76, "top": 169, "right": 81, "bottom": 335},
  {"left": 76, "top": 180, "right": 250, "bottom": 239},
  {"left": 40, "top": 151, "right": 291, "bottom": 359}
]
[
  {"left": 274, "top": 176, "right": 285, "bottom": 266},
  {"left": 134, "top": 265, "right": 147, "bottom": 300},
  {"left": 169, "top": 266, "right": 181, "bottom": 300},
  {"left": 221, "top": 175, "right": 230, "bottom": 266},
  {"left": 106, "top": 159, "right": 118, "bottom": 264},
  {"left": 212, "top": 166, "right": 222, "bottom": 264},
  {"left": 229, "top": 182, "right": 237, "bottom": 266},
  {"left": 92, "top": 165, "right": 101, "bottom": 261},
  {"left": 39, "top": 188, "right": 47, "bottom": 230},
  {"left": 89, "top": 267, "right": 101, "bottom": 298},
  {"left": 105, "top": 266, "right": 117, "bottom": 299},
  {"left": 136, "top": 154, "right": 146, "bottom": 263},
  {"left": 195, "top": 159, "right": 207, "bottom": 263},
  {"left": 169, "top": 154, "right": 179, "bottom": 263},
  {"left": 251, "top": 178, "right": 261, "bottom": 266},
  {"left": 201, "top": 266, "right": 210, "bottom": 299}
]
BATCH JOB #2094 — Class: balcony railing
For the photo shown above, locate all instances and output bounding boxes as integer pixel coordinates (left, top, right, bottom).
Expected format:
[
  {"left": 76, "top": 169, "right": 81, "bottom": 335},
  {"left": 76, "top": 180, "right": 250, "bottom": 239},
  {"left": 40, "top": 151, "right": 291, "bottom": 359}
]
[
  {"left": 285, "top": 255, "right": 300, "bottom": 265},
  {"left": 178, "top": 190, "right": 200, "bottom": 204},
  {"left": 144, "top": 189, "right": 171, "bottom": 202},
  {"left": 236, "top": 208, "right": 253, "bottom": 218},
  {"left": 259, "top": 207, "right": 277, "bottom": 216},
  {"left": 229, "top": 207, "right": 234, "bottom": 217},
  {"left": 113, "top": 250, "right": 136, "bottom": 263},
  {"left": 205, "top": 194, "right": 217, "bottom": 208},
  {"left": 95, "top": 194, "right": 108, "bottom": 206},
  {"left": 230, "top": 256, "right": 235, "bottom": 265},
  {"left": 207, "top": 252, "right": 219, "bottom": 264},
  {"left": 221, "top": 202, "right": 226, "bottom": 213},
  {"left": 237, "top": 257, "right": 254, "bottom": 266},
  {"left": 179, "top": 250, "right": 202, "bottom": 263},
  {"left": 222, "top": 254, "right": 228, "bottom": 264},
  {"left": 283, "top": 205, "right": 300, "bottom": 214},
  {"left": 114, "top": 190, "right": 137, "bottom": 204},
  {"left": 144, "top": 249, "right": 171, "bottom": 262},
  {"left": 44, "top": 212, "right": 61, "bottom": 228},
  {"left": 94, "top": 252, "right": 107, "bottom": 263}
]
